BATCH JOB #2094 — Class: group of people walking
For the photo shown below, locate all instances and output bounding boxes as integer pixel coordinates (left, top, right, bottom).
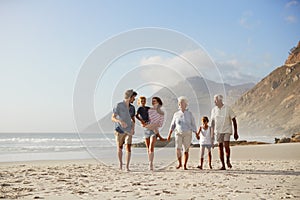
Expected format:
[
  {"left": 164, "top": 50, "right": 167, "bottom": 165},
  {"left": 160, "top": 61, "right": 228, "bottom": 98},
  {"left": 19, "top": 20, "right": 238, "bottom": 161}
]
[{"left": 111, "top": 89, "right": 238, "bottom": 171}]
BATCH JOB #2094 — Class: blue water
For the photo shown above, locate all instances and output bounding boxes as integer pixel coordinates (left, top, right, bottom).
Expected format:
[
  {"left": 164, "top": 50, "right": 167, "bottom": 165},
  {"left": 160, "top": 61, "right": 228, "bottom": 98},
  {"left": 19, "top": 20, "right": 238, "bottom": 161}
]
[{"left": 0, "top": 133, "right": 276, "bottom": 162}]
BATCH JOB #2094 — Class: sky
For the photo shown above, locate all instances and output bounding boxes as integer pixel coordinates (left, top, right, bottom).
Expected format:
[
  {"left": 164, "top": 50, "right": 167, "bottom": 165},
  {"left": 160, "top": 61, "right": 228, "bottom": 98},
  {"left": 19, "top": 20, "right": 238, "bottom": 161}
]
[{"left": 0, "top": 0, "right": 299, "bottom": 133}]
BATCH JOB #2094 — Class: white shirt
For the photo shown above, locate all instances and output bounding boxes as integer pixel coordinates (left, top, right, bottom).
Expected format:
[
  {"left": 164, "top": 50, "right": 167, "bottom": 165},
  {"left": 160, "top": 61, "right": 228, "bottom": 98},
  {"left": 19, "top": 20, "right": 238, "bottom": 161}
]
[
  {"left": 169, "top": 109, "right": 197, "bottom": 133},
  {"left": 199, "top": 126, "right": 212, "bottom": 145},
  {"left": 211, "top": 105, "right": 236, "bottom": 134}
]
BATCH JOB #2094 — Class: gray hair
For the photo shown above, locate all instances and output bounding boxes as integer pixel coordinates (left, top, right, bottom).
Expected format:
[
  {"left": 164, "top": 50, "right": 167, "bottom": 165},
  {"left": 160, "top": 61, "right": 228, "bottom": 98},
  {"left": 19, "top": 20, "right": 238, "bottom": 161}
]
[
  {"left": 214, "top": 94, "right": 223, "bottom": 102},
  {"left": 178, "top": 96, "right": 189, "bottom": 105}
]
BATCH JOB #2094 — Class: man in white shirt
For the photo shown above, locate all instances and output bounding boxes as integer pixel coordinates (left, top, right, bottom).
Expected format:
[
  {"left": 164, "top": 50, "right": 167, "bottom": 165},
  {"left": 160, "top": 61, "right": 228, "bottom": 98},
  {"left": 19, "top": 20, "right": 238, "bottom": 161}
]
[{"left": 211, "top": 94, "right": 238, "bottom": 170}]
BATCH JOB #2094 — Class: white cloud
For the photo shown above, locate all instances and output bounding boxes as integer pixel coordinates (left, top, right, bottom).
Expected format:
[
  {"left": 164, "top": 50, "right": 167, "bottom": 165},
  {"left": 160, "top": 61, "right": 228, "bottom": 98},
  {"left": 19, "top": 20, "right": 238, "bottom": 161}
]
[
  {"left": 239, "top": 11, "right": 253, "bottom": 29},
  {"left": 285, "top": 15, "right": 297, "bottom": 23},
  {"left": 239, "top": 11, "right": 261, "bottom": 30},
  {"left": 285, "top": 0, "right": 299, "bottom": 8},
  {"left": 284, "top": 1, "right": 299, "bottom": 23},
  {"left": 216, "top": 59, "right": 260, "bottom": 85},
  {"left": 138, "top": 50, "right": 260, "bottom": 86},
  {"left": 139, "top": 49, "right": 217, "bottom": 85}
]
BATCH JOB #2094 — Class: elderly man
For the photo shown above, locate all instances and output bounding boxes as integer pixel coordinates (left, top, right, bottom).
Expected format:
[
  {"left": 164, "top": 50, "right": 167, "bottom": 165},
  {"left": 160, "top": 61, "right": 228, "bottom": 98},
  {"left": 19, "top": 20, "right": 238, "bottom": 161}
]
[{"left": 211, "top": 94, "right": 238, "bottom": 170}]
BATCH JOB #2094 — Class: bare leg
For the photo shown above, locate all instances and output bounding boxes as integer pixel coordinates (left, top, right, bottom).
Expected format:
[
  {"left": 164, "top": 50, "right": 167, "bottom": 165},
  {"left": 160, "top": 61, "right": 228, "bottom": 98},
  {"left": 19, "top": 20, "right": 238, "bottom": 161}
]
[
  {"left": 117, "top": 147, "right": 123, "bottom": 170},
  {"left": 208, "top": 151, "right": 212, "bottom": 169},
  {"left": 149, "top": 136, "right": 156, "bottom": 170},
  {"left": 183, "top": 152, "right": 189, "bottom": 170},
  {"left": 125, "top": 144, "right": 131, "bottom": 171},
  {"left": 198, "top": 146, "right": 205, "bottom": 169},
  {"left": 154, "top": 129, "right": 166, "bottom": 141},
  {"left": 176, "top": 148, "right": 182, "bottom": 169},
  {"left": 145, "top": 138, "right": 151, "bottom": 169},
  {"left": 224, "top": 141, "right": 232, "bottom": 168},
  {"left": 218, "top": 143, "right": 226, "bottom": 170},
  {"left": 199, "top": 158, "right": 203, "bottom": 170}
]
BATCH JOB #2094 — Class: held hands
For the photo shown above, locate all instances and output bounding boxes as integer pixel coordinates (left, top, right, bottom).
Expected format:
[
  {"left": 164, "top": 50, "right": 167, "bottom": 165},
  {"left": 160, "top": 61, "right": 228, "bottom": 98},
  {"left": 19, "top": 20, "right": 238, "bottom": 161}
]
[{"left": 167, "top": 135, "right": 171, "bottom": 142}]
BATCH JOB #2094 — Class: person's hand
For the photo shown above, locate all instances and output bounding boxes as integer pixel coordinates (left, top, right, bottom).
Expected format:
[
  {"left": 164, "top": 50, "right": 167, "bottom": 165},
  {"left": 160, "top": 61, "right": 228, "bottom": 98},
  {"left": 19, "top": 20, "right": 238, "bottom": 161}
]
[
  {"left": 120, "top": 121, "right": 127, "bottom": 128},
  {"left": 196, "top": 134, "right": 200, "bottom": 140},
  {"left": 234, "top": 132, "right": 239, "bottom": 140},
  {"left": 131, "top": 129, "right": 135, "bottom": 135},
  {"left": 167, "top": 135, "right": 171, "bottom": 142}
]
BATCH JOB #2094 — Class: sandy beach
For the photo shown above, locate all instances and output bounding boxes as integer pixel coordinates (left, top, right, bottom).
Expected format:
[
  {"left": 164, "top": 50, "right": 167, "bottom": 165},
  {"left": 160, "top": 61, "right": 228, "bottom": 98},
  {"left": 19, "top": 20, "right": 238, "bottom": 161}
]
[{"left": 1, "top": 143, "right": 299, "bottom": 199}]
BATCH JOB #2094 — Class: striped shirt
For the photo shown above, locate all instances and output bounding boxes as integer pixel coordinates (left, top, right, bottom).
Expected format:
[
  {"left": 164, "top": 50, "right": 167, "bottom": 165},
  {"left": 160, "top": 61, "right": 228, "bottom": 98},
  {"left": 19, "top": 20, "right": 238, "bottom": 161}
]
[{"left": 148, "top": 108, "right": 164, "bottom": 127}]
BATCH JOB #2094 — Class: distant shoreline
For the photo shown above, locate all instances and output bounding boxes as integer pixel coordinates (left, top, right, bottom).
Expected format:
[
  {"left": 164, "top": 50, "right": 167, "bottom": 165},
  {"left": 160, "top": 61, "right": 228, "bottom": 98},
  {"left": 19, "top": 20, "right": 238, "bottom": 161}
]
[
  {"left": 132, "top": 134, "right": 300, "bottom": 148},
  {"left": 132, "top": 138, "right": 271, "bottom": 148}
]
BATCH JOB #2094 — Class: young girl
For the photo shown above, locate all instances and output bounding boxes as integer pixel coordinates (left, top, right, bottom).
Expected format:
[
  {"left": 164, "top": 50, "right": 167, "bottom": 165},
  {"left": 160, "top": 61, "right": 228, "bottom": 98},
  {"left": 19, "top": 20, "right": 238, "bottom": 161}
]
[
  {"left": 135, "top": 96, "right": 166, "bottom": 141},
  {"left": 196, "top": 116, "right": 214, "bottom": 169}
]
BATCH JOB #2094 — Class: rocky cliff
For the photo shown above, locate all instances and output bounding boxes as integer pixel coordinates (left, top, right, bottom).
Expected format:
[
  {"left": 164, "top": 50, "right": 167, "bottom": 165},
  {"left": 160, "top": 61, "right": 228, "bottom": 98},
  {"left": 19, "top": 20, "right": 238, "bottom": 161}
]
[{"left": 233, "top": 41, "right": 300, "bottom": 137}]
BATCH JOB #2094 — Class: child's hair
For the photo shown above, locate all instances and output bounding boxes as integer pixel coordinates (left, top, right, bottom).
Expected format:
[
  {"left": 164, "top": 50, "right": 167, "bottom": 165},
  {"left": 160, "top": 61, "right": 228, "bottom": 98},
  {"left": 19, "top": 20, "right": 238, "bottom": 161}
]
[
  {"left": 201, "top": 116, "right": 209, "bottom": 123},
  {"left": 138, "top": 96, "right": 146, "bottom": 106}
]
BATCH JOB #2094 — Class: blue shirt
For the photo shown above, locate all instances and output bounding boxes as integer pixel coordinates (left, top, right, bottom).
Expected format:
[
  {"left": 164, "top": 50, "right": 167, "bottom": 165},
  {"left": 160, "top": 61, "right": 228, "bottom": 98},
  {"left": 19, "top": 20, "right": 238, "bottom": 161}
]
[
  {"left": 169, "top": 109, "right": 197, "bottom": 133},
  {"left": 136, "top": 106, "right": 150, "bottom": 122},
  {"left": 113, "top": 101, "right": 134, "bottom": 133}
]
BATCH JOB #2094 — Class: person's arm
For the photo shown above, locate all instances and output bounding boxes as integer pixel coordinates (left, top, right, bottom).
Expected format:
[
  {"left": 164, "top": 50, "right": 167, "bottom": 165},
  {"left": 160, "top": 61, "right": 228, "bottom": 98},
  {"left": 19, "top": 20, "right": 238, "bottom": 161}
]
[
  {"left": 136, "top": 112, "right": 146, "bottom": 127},
  {"left": 167, "top": 129, "right": 173, "bottom": 141},
  {"left": 196, "top": 126, "right": 201, "bottom": 140},
  {"left": 111, "top": 113, "right": 127, "bottom": 128},
  {"left": 167, "top": 115, "right": 176, "bottom": 141},
  {"left": 210, "top": 126, "right": 215, "bottom": 148},
  {"left": 135, "top": 109, "right": 143, "bottom": 122},
  {"left": 190, "top": 112, "right": 197, "bottom": 134},
  {"left": 131, "top": 116, "right": 135, "bottom": 124},
  {"left": 232, "top": 117, "right": 238, "bottom": 140},
  {"left": 135, "top": 114, "right": 144, "bottom": 123},
  {"left": 211, "top": 118, "right": 215, "bottom": 129},
  {"left": 131, "top": 119, "right": 135, "bottom": 135}
]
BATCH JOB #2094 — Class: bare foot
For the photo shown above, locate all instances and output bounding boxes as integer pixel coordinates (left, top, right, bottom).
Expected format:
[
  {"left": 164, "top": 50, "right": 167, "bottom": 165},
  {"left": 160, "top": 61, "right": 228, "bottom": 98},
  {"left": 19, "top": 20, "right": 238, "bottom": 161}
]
[
  {"left": 219, "top": 166, "right": 226, "bottom": 170},
  {"left": 126, "top": 168, "right": 131, "bottom": 172},
  {"left": 196, "top": 165, "right": 202, "bottom": 170},
  {"left": 176, "top": 165, "right": 182, "bottom": 169},
  {"left": 209, "top": 165, "right": 212, "bottom": 169},
  {"left": 227, "top": 162, "right": 232, "bottom": 169},
  {"left": 149, "top": 163, "right": 153, "bottom": 171},
  {"left": 184, "top": 165, "right": 188, "bottom": 170}
]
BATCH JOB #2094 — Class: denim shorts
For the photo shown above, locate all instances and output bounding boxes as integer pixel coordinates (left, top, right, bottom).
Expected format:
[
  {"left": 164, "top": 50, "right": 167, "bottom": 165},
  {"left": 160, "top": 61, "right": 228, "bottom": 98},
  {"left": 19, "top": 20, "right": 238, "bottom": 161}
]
[{"left": 144, "top": 129, "right": 156, "bottom": 139}]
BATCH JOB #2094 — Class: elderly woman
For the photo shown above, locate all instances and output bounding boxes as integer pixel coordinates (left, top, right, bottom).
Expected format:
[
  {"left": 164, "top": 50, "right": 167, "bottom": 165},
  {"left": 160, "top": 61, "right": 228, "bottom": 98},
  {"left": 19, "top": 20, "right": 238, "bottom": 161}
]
[{"left": 167, "top": 96, "right": 197, "bottom": 170}]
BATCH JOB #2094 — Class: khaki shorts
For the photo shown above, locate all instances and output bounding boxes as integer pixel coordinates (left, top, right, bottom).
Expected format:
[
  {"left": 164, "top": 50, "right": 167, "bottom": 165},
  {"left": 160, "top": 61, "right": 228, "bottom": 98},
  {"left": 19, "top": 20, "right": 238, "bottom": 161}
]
[
  {"left": 114, "top": 131, "right": 132, "bottom": 147},
  {"left": 175, "top": 130, "right": 192, "bottom": 152},
  {"left": 216, "top": 133, "right": 231, "bottom": 143}
]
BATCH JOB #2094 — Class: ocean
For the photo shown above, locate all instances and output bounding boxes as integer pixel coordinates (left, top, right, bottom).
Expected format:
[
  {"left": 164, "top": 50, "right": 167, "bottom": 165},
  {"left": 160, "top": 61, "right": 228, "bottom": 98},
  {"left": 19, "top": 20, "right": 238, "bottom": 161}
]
[{"left": 0, "top": 132, "right": 277, "bottom": 163}]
